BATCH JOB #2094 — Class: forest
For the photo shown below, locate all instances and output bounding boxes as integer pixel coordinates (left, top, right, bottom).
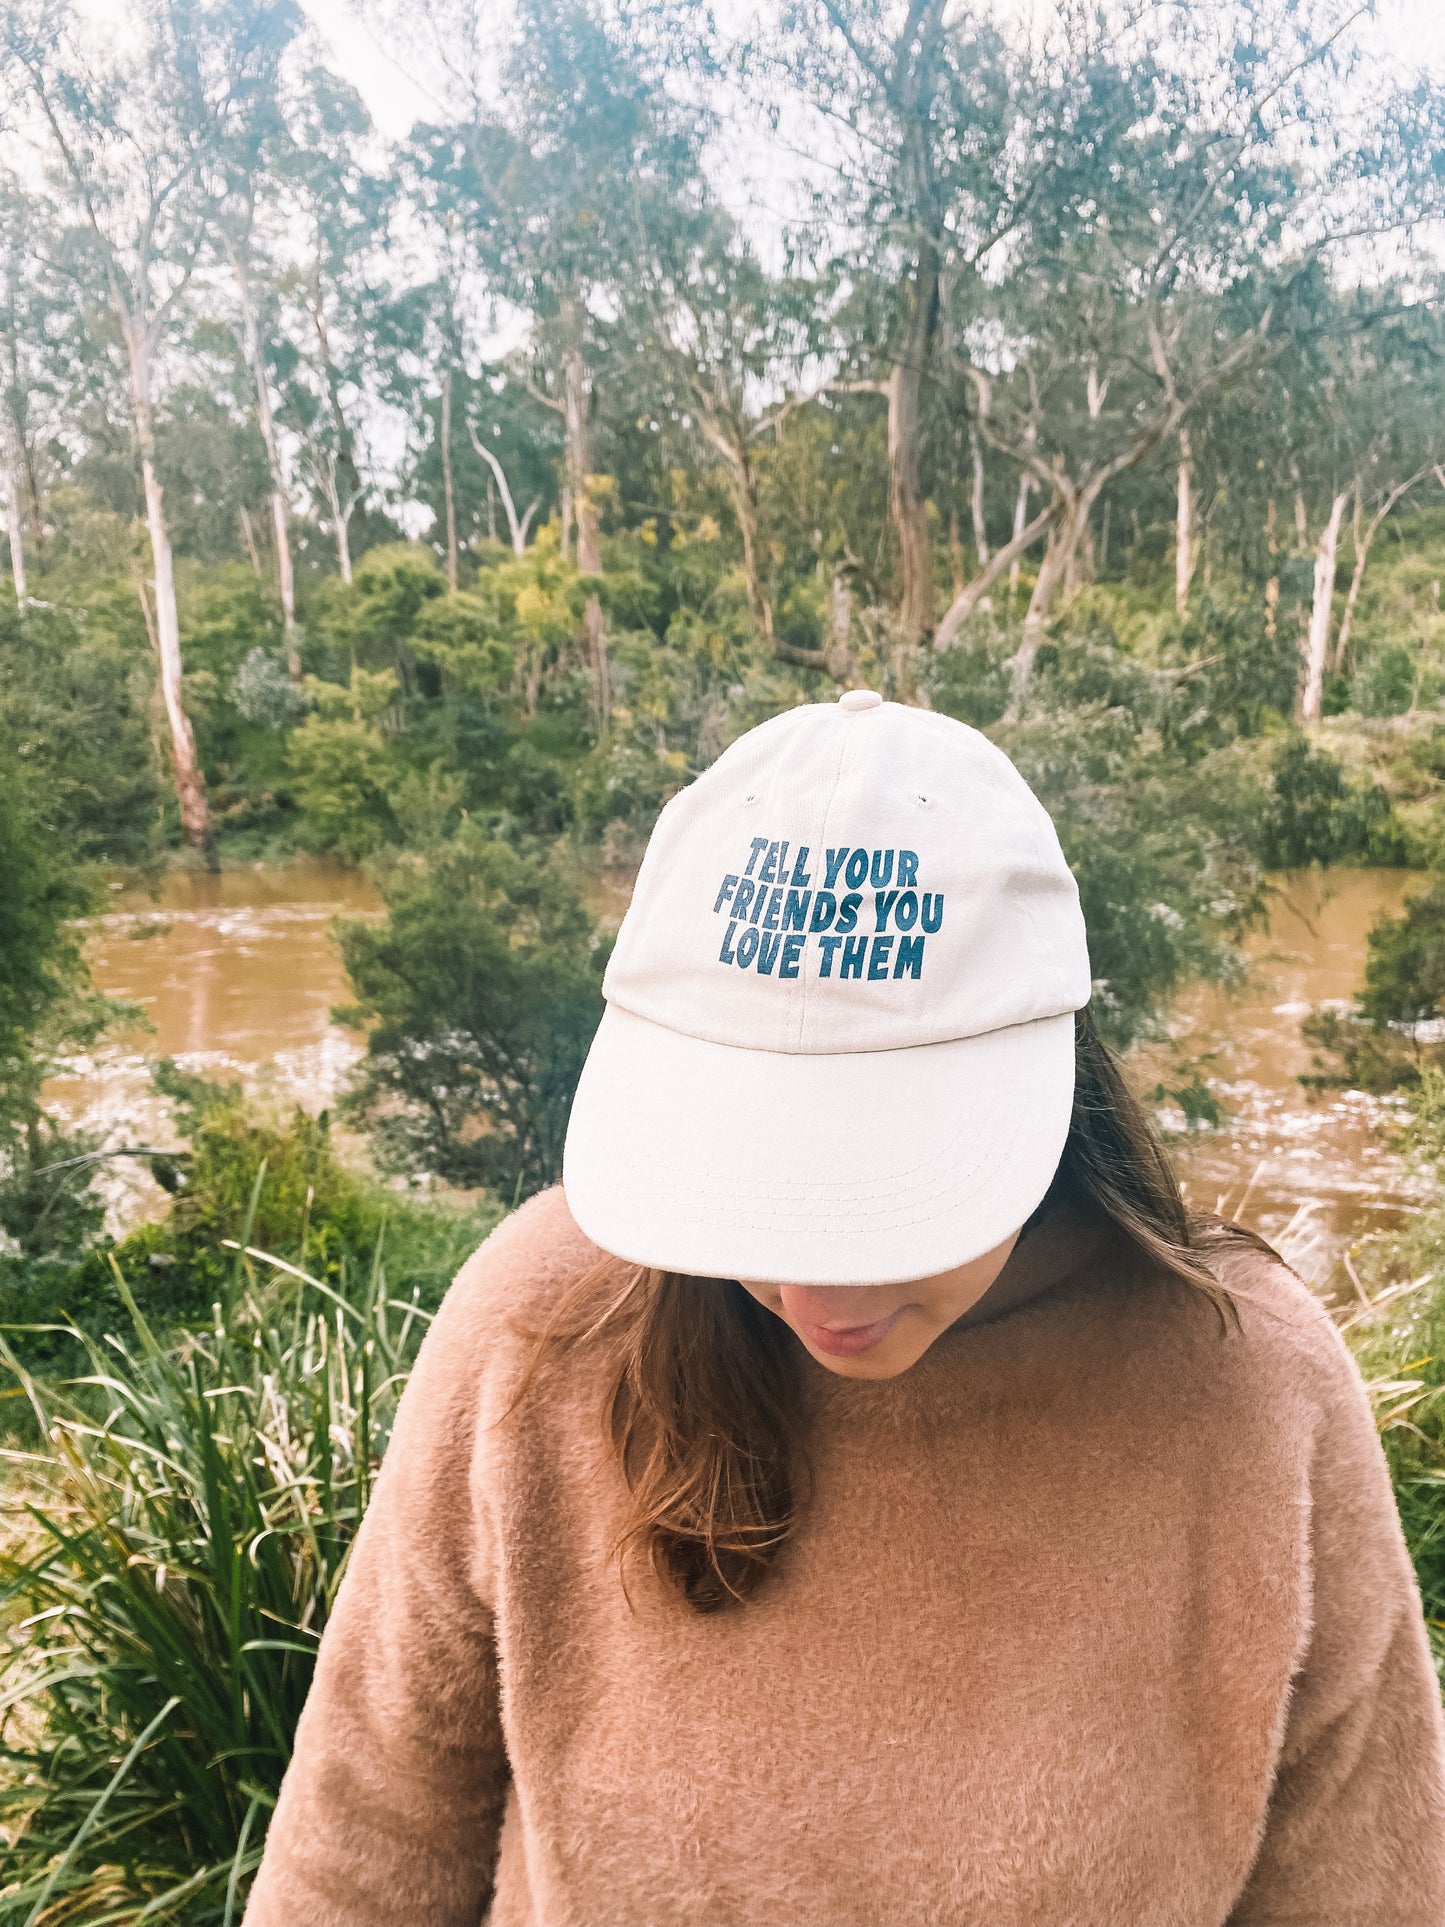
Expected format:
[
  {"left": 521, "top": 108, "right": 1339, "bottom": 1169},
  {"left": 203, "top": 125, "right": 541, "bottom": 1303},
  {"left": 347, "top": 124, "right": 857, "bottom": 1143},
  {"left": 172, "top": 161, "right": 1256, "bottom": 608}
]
[{"left": 5, "top": 0, "right": 1445, "bottom": 1915}]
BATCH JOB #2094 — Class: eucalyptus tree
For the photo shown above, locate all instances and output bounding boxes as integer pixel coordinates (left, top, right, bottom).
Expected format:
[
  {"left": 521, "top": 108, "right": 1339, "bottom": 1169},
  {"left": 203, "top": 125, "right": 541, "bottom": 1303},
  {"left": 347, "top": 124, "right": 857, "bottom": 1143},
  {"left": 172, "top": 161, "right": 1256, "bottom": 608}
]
[
  {"left": 414, "top": 0, "right": 704, "bottom": 730},
  {"left": 390, "top": 128, "right": 491, "bottom": 588},
  {"left": 0, "top": 0, "right": 277, "bottom": 858},
  {"left": 0, "top": 175, "right": 47, "bottom": 605},
  {"left": 951, "top": 0, "right": 1438, "bottom": 713},
  {"left": 621, "top": 197, "right": 844, "bottom": 675},
  {"left": 1287, "top": 307, "right": 1445, "bottom": 716},
  {"left": 760, "top": 0, "right": 1050, "bottom": 659},
  {"left": 212, "top": 4, "right": 304, "bottom": 667},
  {"left": 273, "top": 64, "right": 392, "bottom": 583}
]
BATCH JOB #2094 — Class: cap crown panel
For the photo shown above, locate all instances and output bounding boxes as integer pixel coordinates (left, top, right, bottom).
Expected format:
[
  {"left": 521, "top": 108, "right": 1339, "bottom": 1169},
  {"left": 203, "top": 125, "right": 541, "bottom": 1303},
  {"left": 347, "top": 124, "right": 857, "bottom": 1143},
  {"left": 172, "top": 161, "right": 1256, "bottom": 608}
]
[{"left": 603, "top": 702, "right": 1091, "bottom": 1056}]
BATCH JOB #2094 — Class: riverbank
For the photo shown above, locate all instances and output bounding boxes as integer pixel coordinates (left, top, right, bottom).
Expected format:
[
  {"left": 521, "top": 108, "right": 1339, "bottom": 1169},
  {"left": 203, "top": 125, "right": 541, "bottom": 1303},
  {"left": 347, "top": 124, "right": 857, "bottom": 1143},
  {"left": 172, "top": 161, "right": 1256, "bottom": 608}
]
[{"left": 1136, "top": 868, "right": 1430, "bottom": 1292}]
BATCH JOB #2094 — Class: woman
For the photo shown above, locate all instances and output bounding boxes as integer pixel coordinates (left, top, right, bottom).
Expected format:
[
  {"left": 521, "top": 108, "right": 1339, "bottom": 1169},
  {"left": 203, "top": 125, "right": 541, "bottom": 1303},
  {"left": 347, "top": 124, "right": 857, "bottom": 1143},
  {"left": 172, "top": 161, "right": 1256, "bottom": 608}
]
[{"left": 247, "top": 692, "right": 1445, "bottom": 1926}]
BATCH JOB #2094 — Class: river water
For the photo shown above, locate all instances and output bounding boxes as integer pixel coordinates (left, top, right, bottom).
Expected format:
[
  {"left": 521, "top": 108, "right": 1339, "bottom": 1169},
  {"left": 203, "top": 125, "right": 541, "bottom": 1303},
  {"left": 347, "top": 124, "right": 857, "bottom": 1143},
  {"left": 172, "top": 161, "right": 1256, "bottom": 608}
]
[
  {"left": 1136, "top": 869, "right": 1429, "bottom": 1291},
  {"left": 45, "top": 862, "right": 1428, "bottom": 1288}
]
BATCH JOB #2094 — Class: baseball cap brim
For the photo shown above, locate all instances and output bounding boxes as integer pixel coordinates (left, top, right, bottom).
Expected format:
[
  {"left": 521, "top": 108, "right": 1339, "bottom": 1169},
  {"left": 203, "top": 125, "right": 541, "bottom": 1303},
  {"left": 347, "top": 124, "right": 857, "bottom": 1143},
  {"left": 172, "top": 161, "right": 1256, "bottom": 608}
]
[{"left": 562, "top": 1005, "right": 1077, "bottom": 1287}]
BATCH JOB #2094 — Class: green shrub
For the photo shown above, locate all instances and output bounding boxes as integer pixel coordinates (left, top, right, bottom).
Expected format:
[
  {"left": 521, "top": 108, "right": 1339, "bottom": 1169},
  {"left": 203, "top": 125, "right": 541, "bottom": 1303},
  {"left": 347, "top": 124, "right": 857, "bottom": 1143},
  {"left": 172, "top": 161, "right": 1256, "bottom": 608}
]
[
  {"left": 2, "top": 1072, "right": 496, "bottom": 1379},
  {"left": 1345, "top": 1066, "right": 1445, "bottom": 1669},
  {"left": 1159, "top": 595, "right": 1299, "bottom": 745},
  {"left": 339, "top": 828, "right": 608, "bottom": 1200},
  {"left": 1361, "top": 880, "right": 1445, "bottom": 1025},
  {"left": 0, "top": 1237, "right": 435, "bottom": 1922},
  {"left": 924, "top": 637, "right": 1011, "bottom": 728},
  {"left": 1299, "top": 880, "right": 1445, "bottom": 1095},
  {"left": 1259, "top": 735, "right": 1402, "bottom": 869},
  {"left": 1353, "top": 642, "right": 1419, "bottom": 718},
  {"left": 996, "top": 705, "right": 1266, "bottom": 1047},
  {"left": 286, "top": 692, "right": 401, "bottom": 862}
]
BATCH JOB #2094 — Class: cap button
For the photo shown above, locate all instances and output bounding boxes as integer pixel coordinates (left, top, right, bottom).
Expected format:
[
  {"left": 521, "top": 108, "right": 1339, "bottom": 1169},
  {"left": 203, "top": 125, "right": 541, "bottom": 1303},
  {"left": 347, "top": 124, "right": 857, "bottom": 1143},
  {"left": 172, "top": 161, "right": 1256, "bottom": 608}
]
[{"left": 838, "top": 688, "right": 883, "bottom": 712}]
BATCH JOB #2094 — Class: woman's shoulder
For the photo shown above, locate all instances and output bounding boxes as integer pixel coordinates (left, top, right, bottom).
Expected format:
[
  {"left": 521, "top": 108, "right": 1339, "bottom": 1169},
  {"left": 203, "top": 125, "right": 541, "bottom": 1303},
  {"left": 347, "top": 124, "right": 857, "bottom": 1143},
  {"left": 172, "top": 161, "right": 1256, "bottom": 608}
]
[
  {"left": 1142, "top": 1224, "right": 1373, "bottom": 1437},
  {"left": 449, "top": 1184, "right": 601, "bottom": 1320},
  {"left": 421, "top": 1186, "right": 604, "bottom": 1376}
]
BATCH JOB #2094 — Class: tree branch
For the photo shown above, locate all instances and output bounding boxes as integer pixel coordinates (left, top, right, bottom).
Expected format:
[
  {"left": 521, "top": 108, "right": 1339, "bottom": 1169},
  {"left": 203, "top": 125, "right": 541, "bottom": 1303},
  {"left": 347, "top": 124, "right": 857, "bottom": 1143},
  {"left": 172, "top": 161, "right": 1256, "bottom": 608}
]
[{"left": 933, "top": 503, "right": 1056, "bottom": 652}]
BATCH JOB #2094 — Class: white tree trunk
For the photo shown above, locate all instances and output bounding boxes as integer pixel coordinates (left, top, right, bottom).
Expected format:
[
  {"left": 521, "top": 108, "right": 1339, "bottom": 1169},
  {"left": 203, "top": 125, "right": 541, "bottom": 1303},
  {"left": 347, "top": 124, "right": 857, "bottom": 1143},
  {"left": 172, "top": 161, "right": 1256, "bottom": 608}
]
[
  {"left": 128, "top": 324, "right": 212, "bottom": 861},
  {"left": 441, "top": 366, "right": 458, "bottom": 592},
  {"left": 1175, "top": 430, "right": 1194, "bottom": 616},
  {"left": 230, "top": 249, "right": 298, "bottom": 673},
  {"left": 320, "top": 459, "right": 354, "bottom": 585},
  {"left": 1332, "top": 467, "right": 1432, "bottom": 675},
  {"left": 1004, "top": 489, "right": 1098, "bottom": 717},
  {"left": 933, "top": 502, "right": 1054, "bottom": 652},
  {"left": 468, "top": 424, "right": 530, "bottom": 556},
  {"left": 269, "top": 488, "right": 296, "bottom": 667},
  {"left": 2, "top": 413, "right": 26, "bottom": 607},
  {"left": 561, "top": 296, "right": 608, "bottom": 726},
  {"left": 1300, "top": 489, "right": 1348, "bottom": 722},
  {"left": 239, "top": 504, "right": 262, "bottom": 574},
  {"left": 1009, "top": 475, "right": 1031, "bottom": 597},
  {"left": 1264, "top": 497, "right": 1279, "bottom": 641},
  {"left": 970, "top": 428, "right": 989, "bottom": 566}
]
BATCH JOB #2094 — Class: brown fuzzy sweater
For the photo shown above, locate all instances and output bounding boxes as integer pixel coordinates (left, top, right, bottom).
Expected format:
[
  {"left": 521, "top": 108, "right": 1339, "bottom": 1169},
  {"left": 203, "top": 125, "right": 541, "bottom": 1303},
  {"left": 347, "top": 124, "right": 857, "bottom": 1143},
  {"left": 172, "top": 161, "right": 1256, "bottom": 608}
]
[{"left": 245, "top": 1188, "right": 1445, "bottom": 1926}]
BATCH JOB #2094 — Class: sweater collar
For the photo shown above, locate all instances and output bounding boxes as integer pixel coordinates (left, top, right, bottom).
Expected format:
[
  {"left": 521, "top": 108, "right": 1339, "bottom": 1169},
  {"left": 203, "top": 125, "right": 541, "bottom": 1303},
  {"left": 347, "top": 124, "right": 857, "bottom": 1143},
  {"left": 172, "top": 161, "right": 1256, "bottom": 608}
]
[{"left": 952, "top": 1202, "right": 1114, "bottom": 1335}]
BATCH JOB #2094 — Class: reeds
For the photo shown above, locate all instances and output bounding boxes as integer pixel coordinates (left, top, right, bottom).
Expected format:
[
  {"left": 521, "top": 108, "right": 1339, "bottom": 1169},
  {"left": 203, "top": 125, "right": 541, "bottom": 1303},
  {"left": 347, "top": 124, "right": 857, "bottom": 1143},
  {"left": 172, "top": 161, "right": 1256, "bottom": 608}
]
[{"left": 0, "top": 1215, "right": 431, "bottom": 1924}]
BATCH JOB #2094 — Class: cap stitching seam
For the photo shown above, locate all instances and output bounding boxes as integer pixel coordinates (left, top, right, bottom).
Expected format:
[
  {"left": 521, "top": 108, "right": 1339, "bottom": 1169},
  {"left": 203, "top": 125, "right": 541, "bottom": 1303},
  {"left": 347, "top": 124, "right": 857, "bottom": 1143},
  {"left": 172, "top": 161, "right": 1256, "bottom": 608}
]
[{"left": 796, "top": 721, "right": 854, "bottom": 1054}]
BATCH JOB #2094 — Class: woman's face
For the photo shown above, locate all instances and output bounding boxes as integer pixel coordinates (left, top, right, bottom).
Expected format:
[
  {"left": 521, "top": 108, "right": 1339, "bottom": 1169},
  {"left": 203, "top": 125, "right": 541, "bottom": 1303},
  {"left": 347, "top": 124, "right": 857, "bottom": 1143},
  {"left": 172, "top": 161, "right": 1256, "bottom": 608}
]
[{"left": 739, "top": 1230, "right": 1023, "bottom": 1380}]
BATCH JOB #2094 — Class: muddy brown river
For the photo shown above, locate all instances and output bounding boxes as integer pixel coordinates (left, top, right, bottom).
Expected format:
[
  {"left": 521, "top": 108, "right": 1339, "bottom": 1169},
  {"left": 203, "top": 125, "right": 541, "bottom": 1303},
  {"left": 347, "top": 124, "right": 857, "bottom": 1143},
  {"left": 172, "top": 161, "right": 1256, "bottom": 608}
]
[{"left": 44, "top": 862, "right": 1429, "bottom": 1289}]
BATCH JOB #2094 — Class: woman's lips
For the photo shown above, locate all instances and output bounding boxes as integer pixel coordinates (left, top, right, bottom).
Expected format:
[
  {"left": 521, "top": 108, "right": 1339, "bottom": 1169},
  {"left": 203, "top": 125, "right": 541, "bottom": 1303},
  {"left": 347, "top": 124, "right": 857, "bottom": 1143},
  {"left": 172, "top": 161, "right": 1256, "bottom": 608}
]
[{"left": 797, "top": 1305, "right": 907, "bottom": 1358}]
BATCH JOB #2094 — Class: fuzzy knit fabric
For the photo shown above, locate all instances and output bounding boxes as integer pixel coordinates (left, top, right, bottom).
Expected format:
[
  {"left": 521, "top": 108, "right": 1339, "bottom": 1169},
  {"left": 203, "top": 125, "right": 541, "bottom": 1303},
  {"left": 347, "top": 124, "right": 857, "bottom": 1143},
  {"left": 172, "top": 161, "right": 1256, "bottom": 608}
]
[{"left": 245, "top": 1187, "right": 1445, "bottom": 1927}]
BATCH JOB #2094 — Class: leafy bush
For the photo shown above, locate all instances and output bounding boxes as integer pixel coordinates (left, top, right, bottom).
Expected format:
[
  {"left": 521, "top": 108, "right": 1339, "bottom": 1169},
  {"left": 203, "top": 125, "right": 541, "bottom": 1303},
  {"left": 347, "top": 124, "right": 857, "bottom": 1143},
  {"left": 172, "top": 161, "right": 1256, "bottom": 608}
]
[
  {"left": 1353, "top": 642, "right": 1418, "bottom": 718},
  {"left": 2, "top": 1071, "right": 496, "bottom": 1379},
  {"left": 1301, "top": 877, "right": 1445, "bottom": 1095},
  {"left": 285, "top": 669, "right": 406, "bottom": 861},
  {"left": 924, "top": 637, "right": 1012, "bottom": 728},
  {"left": 1345, "top": 1065, "right": 1445, "bottom": 1667},
  {"left": 0, "top": 602, "right": 160, "bottom": 868},
  {"left": 231, "top": 648, "right": 306, "bottom": 729},
  {"left": 0, "top": 1239, "right": 434, "bottom": 1923},
  {"left": 0, "top": 759, "right": 101, "bottom": 1112},
  {"left": 1361, "top": 880, "right": 1445, "bottom": 1025},
  {"left": 1258, "top": 735, "right": 1402, "bottom": 869},
  {"left": 339, "top": 828, "right": 609, "bottom": 1199},
  {"left": 996, "top": 705, "right": 1266, "bottom": 1047}
]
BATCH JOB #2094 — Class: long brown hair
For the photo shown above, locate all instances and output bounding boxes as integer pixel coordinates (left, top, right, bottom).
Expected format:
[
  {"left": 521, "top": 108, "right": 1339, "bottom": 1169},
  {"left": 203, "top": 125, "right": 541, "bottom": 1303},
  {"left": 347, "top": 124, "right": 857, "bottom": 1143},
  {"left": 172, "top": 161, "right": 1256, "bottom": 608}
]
[{"left": 534, "top": 1005, "right": 1264, "bottom": 1614}]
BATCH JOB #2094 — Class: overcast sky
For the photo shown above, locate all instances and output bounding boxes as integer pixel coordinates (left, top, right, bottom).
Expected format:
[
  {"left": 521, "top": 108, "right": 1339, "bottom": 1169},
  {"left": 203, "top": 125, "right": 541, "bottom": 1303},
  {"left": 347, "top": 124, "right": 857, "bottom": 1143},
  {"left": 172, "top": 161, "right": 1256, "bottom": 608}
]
[{"left": 295, "top": 0, "right": 1445, "bottom": 139}]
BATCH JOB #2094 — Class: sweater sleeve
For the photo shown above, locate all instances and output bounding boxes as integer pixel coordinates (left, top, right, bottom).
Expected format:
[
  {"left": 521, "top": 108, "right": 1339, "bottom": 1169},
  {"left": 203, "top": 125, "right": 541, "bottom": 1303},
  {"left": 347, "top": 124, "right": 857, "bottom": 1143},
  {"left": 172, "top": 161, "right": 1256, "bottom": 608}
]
[
  {"left": 244, "top": 1249, "right": 509, "bottom": 1927},
  {"left": 1228, "top": 1323, "right": 1445, "bottom": 1927}
]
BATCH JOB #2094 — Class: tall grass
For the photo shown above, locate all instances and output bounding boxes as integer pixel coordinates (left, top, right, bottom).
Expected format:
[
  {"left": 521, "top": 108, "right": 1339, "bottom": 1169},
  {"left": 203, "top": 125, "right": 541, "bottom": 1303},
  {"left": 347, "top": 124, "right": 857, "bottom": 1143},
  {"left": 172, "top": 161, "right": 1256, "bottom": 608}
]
[{"left": 0, "top": 1208, "right": 430, "bottom": 1924}]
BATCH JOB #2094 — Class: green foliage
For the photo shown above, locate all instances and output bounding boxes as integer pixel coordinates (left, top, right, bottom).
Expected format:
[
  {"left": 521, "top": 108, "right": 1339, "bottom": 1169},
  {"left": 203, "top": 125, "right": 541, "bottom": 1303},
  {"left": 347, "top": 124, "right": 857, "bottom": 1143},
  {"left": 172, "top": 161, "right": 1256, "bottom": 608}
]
[
  {"left": 1159, "top": 595, "right": 1300, "bottom": 745},
  {"left": 924, "top": 639, "right": 1011, "bottom": 728},
  {"left": 0, "top": 1240, "right": 435, "bottom": 1923},
  {"left": 286, "top": 713, "right": 399, "bottom": 861},
  {"left": 1361, "top": 881, "right": 1445, "bottom": 1026},
  {"left": 1, "top": 1071, "right": 496, "bottom": 1380},
  {"left": 1300, "top": 877, "right": 1445, "bottom": 1093},
  {"left": 1347, "top": 1064, "right": 1445, "bottom": 1666},
  {"left": 319, "top": 543, "right": 446, "bottom": 673},
  {"left": 1354, "top": 642, "right": 1420, "bottom": 718},
  {"left": 0, "top": 602, "right": 159, "bottom": 868},
  {"left": 338, "top": 829, "right": 609, "bottom": 1199},
  {"left": 1259, "top": 735, "right": 1402, "bottom": 869},
  {"left": 996, "top": 703, "right": 1266, "bottom": 1048},
  {"left": 0, "top": 759, "right": 98, "bottom": 1121}
]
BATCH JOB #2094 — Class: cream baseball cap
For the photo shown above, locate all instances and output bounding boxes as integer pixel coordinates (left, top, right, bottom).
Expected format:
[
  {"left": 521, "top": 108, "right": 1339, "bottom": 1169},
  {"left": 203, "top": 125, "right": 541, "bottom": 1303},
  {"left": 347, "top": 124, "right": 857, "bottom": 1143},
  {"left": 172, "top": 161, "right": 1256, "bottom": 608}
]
[{"left": 563, "top": 691, "right": 1091, "bottom": 1285}]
